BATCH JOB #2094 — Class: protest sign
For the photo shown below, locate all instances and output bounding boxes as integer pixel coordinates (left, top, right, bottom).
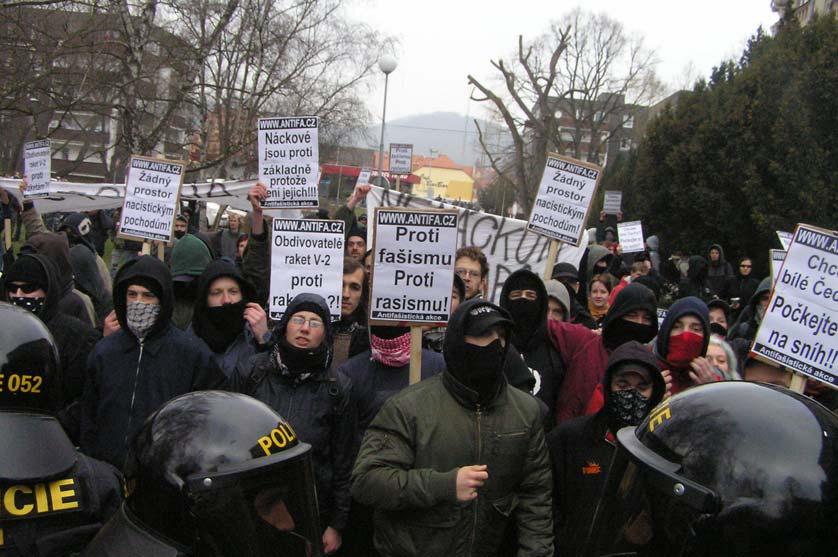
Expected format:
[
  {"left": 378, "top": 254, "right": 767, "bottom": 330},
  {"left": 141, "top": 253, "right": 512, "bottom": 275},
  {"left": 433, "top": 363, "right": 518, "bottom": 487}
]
[
  {"left": 356, "top": 167, "right": 372, "bottom": 187},
  {"left": 365, "top": 185, "right": 588, "bottom": 302},
  {"left": 370, "top": 208, "right": 458, "bottom": 324},
  {"left": 527, "top": 153, "right": 601, "bottom": 247},
  {"left": 657, "top": 308, "right": 668, "bottom": 328},
  {"left": 23, "top": 140, "right": 51, "bottom": 199},
  {"left": 776, "top": 230, "right": 793, "bottom": 250},
  {"left": 617, "top": 220, "right": 645, "bottom": 253},
  {"left": 388, "top": 143, "right": 413, "bottom": 174},
  {"left": 751, "top": 224, "right": 838, "bottom": 388},
  {"left": 118, "top": 156, "right": 183, "bottom": 243},
  {"left": 770, "top": 249, "right": 787, "bottom": 283},
  {"left": 269, "top": 219, "right": 344, "bottom": 320},
  {"left": 603, "top": 190, "right": 622, "bottom": 215},
  {"left": 258, "top": 117, "right": 319, "bottom": 209}
]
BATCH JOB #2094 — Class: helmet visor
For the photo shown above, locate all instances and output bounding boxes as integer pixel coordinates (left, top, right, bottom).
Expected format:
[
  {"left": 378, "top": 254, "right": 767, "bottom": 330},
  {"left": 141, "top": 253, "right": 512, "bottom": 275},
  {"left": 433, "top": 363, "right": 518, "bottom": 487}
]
[{"left": 185, "top": 443, "right": 322, "bottom": 557}]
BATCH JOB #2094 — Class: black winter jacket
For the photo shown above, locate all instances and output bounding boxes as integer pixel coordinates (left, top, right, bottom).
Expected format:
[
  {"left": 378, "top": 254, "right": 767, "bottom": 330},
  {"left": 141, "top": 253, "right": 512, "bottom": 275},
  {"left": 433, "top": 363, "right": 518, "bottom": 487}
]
[{"left": 80, "top": 256, "right": 225, "bottom": 471}]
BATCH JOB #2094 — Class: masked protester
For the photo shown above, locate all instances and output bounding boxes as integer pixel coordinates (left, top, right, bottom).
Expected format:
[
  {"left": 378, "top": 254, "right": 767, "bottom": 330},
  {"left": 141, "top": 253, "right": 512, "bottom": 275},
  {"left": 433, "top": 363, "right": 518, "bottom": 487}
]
[
  {"left": 83, "top": 391, "right": 323, "bottom": 557},
  {"left": 352, "top": 300, "right": 553, "bottom": 557},
  {"left": 1, "top": 254, "right": 102, "bottom": 442},
  {"left": 190, "top": 260, "right": 270, "bottom": 378},
  {"left": 80, "top": 256, "right": 225, "bottom": 472},
  {"left": 170, "top": 233, "right": 214, "bottom": 329},
  {"left": 0, "top": 303, "right": 124, "bottom": 556},
  {"left": 231, "top": 294, "right": 355, "bottom": 555},
  {"left": 548, "top": 341, "right": 664, "bottom": 557},
  {"left": 500, "top": 269, "right": 566, "bottom": 422},
  {"left": 549, "top": 283, "right": 658, "bottom": 424},
  {"left": 727, "top": 276, "right": 772, "bottom": 363},
  {"left": 654, "top": 296, "right": 720, "bottom": 395},
  {"left": 707, "top": 298, "right": 731, "bottom": 337},
  {"left": 59, "top": 213, "right": 113, "bottom": 321}
]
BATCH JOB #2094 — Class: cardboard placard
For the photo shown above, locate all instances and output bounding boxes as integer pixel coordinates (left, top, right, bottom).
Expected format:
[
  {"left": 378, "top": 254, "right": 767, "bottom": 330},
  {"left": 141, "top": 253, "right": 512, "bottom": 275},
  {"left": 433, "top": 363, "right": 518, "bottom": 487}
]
[
  {"left": 776, "top": 230, "right": 793, "bottom": 251},
  {"left": 603, "top": 190, "right": 622, "bottom": 215},
  {"left": 527, "top": 153, "right": 601, "bottom": 247},
  {"left": 751, "top": 224, "right": 838, "bottom": 388},
  {"left": 388, "top": 143, "right": 413, "bottom": 174},
  {"left": 268, "top": 218, "right": 344, "bottom": 320},
  {"left": 617, "top": 220, "right": 645, "bottom": 253},
  {"left": 770, "top": 249, "right": 787, "bottom": 283},
  {"left": 370, "top": 208, "right": 458, "bottom": 324},
  {"left": 23, "top": 140, "right": 51, "bottom": 199},
  {"left": 117, "top": 156, "right": 183, "bottom": 243},
  {"left": 258, "top": 117, "right": 319, "bottom": 209}
]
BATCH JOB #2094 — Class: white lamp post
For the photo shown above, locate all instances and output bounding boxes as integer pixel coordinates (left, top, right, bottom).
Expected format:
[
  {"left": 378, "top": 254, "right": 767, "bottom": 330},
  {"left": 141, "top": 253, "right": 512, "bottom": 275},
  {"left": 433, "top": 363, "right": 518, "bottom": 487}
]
[{"left": 376, "top": 55, "right": 397, "bottom": 189}]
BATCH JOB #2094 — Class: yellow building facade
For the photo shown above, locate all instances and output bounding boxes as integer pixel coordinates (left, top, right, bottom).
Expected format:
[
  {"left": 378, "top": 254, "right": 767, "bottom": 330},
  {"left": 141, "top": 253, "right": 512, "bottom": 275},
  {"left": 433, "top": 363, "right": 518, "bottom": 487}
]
[{"left": 411, "top": 166, "right": 474, "bottom": 202}]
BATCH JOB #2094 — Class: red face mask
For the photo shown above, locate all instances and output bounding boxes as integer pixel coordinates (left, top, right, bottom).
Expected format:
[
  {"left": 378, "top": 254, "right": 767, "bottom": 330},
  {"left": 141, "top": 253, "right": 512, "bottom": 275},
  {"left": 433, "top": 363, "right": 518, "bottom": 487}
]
[{"left": 667, "top": 331, "right": 704, "bottom": 367}]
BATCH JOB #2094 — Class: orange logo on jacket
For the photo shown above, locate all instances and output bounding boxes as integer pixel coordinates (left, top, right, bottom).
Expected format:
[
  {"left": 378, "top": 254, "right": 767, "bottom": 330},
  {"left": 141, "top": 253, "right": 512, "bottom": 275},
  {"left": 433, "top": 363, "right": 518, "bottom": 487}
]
[{"left": 582, "top": 462, "right": 601, "bottom": 475}]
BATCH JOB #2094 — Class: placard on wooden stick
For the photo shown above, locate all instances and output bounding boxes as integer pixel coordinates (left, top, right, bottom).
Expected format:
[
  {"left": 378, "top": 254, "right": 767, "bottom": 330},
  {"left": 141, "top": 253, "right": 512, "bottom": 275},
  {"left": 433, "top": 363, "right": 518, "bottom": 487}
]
[{"left": 117, "top": 155, "right": 184, "bottom": 245}]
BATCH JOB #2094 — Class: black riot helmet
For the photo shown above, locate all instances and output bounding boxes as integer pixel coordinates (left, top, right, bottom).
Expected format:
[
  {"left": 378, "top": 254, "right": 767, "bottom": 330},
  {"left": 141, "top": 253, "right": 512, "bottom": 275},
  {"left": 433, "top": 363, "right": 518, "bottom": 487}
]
[
  {"left": 0, "top": 302, "right": 76, "bottom": 481},
  {"left": 585, "top": 381, "right": 838, "bottom": 557},
  {"left": 126, "top": 391, "right": 322, "bottom": 557}
]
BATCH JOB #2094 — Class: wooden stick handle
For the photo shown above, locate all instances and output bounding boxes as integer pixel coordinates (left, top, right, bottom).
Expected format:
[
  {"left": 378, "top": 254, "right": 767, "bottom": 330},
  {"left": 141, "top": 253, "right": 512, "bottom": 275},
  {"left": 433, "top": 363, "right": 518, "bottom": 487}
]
[
  {"left": 543, "top": 240, "right": 560, "bottom": 280},
  {"left": 409, "top": 326, "right": 423, "bottom": 385},
  {"left": 789, "top": 372, "right": 807, "bottom": 394}
]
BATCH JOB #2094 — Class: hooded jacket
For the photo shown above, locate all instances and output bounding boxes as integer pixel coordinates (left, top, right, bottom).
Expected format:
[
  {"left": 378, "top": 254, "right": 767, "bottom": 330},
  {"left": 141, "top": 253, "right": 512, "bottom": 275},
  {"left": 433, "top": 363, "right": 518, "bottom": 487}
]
[
  {"left": 727, "top": 263, "right": 760, "bottom": 313},
  {"left": 728, "top": 277, "right": 772, "bottom": 363},
  {"left": 229, "top": 293, "right": 356, "bottom": 532},
  {"left": 352, "top": 299, "right": 553, "bottom": 557},
  {"left": 170, "top": 234, "right": 214, "bottom": 329},
  {"left": 706, "top": 243, "right": 734, "bottom": 297},
  {"left": 548, "top": 283, "right": 658, "bottom": 424},
  {"left": 653, "top": 296, "right": 712, "bottom": 394},
  {"left": 80, "top": 256, "right": 225, "bottom": 471},
  {"left": 500, "top": 269, "right": 566, "bottom": 423},
  {"left": 189, "top": 260, "right": 266, "bottom": 378},
  {"left": 0, "top": 253, "right": 102, "bottom": 441},
  {"left": 547, "top": 342, "right": 664, "bottom": 557},
  {"left": 678, "top": 255, "right": 715, "bottom": 302}
]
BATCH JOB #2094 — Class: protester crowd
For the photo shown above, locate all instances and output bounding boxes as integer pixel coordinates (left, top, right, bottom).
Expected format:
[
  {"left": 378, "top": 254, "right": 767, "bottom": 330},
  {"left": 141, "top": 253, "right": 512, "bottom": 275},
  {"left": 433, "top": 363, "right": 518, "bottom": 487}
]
[{"left": 0, "top": 180, "right": 835, "bottom": 557}]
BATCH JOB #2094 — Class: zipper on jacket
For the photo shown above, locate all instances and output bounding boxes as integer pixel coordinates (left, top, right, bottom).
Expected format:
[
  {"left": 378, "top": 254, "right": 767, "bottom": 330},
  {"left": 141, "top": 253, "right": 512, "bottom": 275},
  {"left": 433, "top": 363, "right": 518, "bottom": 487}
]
[
  {"left": 470, "top": 403, "right": 483, "bottom": 554},
  {"left": 122, "top": 340, "right": 144, "bottom": 470}
]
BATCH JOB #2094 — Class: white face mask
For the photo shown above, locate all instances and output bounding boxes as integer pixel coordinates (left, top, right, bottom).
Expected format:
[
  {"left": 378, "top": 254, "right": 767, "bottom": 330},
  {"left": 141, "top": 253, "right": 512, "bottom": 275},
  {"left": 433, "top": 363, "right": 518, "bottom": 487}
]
[{"left": 126, "top": 301, "right": 161, "bottom": 339}]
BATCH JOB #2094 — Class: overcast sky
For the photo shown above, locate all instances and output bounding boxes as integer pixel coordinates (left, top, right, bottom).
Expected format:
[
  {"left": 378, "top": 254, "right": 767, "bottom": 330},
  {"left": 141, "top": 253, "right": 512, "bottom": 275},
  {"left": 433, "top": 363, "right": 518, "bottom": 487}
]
[{"left": 352, "top": 0, "right": 778, "bottom": 122}]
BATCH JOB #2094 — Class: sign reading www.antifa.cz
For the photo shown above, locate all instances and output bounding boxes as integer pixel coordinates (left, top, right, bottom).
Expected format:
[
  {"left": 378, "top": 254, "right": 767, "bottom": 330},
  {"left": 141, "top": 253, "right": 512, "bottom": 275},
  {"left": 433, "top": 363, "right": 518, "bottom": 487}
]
[
  {"left": 752, "top": 224, "right": 838, "bottom": 388},
  {"left": 258, "top": 117, "right": 319, "bottom": 209},
  {"left": 117, "top": 156, "right": 184, "bottom": 243},
  {"left": 370, "top": 208, "right": 459, "bottom": 324},
  {"left": 527, "top": 153, "right": 602, "bottom": 247}
]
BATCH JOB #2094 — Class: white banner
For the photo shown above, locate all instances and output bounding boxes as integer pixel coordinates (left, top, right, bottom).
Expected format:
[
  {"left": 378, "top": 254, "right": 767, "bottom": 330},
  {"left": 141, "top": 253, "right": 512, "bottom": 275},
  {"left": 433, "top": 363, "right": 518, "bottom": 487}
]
[
  {"left": 770, "top": 249, "right": 787, "bottom": 283},
  {"left": 258, "top": 117, "right": 319, "bottom": 209},
  {"left": 269, "top": 219, "right": 344, "bottom": 320},
  {"left": 618, "top": 220, "right": 645, "bottom": 253},
  {"left": 118, "top": 157, "right": 183, "bottom": 243},
  {"left": 365, "top": 185, "right": 588, "bottom": 303},
  {"left": 370, "top": 208, "right": 458, "bottom": 324},
  {"left": 388, "top": 143, "right": 413, "bottom": 174},
  {"left": 23, "top": 140, "right": 51, "bottom": 199},
  {"left": 776, "top": 230, "right": 793, "bottom": 251},
  {"left": 603, "top": 190, "right": 622, "bottom": 215},
  {"left": 752, "top": 224, "right": 838, "bottom": 388},
  {"left": 527, "top": 154, "right": 601, "bottom": 246}
]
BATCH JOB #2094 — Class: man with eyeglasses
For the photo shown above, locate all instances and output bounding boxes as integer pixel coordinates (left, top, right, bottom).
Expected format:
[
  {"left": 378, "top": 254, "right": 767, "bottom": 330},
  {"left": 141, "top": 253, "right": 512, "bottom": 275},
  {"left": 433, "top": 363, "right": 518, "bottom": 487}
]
[
  {"left": 231, "top": 292, "right": 357, "bottom": 556},
  {"left": 455, "top": 246, "right": 489, "bottom": 300}
]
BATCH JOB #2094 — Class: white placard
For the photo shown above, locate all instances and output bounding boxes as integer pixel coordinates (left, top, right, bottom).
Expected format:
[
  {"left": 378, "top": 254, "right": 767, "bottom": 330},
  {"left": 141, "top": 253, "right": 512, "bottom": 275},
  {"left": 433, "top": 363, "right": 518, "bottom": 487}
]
[
  {"left": 23, "top": 140, "right": 51, "bottom": 199},
  {"left": 603, "top": 190, "right": 622, "bottom": 215},
  {"left": 370, "top": 208, "right": 458, "bottom": 324},
  {"left": 269, "top": 219, "right": 345, "bottom": 320},
  {"left": 258, "top": 117, "right": 319, "bottom": 209},
  {"left": 657, "top": 308, "right": 668, "bottom": 328},
  {"left": 770, "top": 249, "right": 787, "bottom": 283},
  {"left": 388, "top": 143, "right": 413, "bottom": 174},
  {"left": 751, "top": 224, "right": 838, "bottom": 388},
  {"left": 356, "top": 167, "right": 372, "bottom": 187},
  {"left": 617, "top": 220, "right": 645, "bottom": 253},
  {"left": 118, "top": 156, "right": 183, "bottom": 242},
  {"left": 527, "top": 154, "right": 601, "bottom": 246},
  {"left": 776, "top": 230, "right": 793, "bottom": 251}
]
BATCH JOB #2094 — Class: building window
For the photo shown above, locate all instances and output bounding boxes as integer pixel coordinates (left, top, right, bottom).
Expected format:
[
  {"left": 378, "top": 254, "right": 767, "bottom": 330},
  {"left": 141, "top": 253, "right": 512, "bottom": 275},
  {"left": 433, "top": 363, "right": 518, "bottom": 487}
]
[
  {"left": 620, "top": 138, "right": 632, "bottom": 151},
  {"left": 623, "top": 114, "right": 634, "bottom": 128}
]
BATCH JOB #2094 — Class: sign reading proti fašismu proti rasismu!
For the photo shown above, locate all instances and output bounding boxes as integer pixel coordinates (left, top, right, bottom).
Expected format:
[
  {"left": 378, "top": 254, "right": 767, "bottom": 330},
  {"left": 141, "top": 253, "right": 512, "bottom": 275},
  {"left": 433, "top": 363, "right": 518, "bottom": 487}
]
[
  {"left": 258, "top": 117, "right": 319, "bottom": 209},
  {"left": 370, "top": 208, "right": 458, "bottom": 324}
]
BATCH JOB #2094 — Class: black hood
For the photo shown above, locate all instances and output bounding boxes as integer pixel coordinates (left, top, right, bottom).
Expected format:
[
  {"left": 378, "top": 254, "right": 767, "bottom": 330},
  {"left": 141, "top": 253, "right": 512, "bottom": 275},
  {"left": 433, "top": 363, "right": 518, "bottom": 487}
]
[
  {"left": 274, "top": 293, "right": 334, "bottom": 354},
  {"left": 59, "top": 212, "right": 97, "bottom": 254},
  {"left": 687, "top": 255, "right": 708, "bottom": 281},
  {"left": 708, "top": 243, "right": 726, "bottom": 267},
  {"left": 113, "top": 256, "right": 173, "bottom": 340},
  {"left": 192, "top": 259, "right": 257, "bottom": 337},
  {"left": 499, "top": 268, "right": 548, "bottom": 351},
  {"left": 0, "top": 253, "right": 63, "bottom": 323},
  {"left": 653, "top": 296, "right": 710, "bottom": 361},
  {"left": 748, "top": 277, "right": 772, "bottom": 311},
  {"left": 68, "top": 244, "right": 104, "bottom": 302},
  {"left": 601, "top": 283, "right": 658, "bottom": 339},
  {"left": 21, "top": 232, "right": 75, "bottom": 295},
  {"left": 601, "top": 341, "right": 665, "bottom": 408}
]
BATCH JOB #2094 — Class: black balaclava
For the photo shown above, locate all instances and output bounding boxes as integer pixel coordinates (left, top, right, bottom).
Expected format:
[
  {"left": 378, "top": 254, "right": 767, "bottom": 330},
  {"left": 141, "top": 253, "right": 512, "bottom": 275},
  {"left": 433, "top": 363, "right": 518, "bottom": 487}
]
[
  {"left": 203, "top": 300, "right": 247, "bottom": 353},
  {"left": 503, "top": 273, "right": 543, "bottom": 347},
  {"left": 601, "top": 283, "right": 658, "bottom": 351}
]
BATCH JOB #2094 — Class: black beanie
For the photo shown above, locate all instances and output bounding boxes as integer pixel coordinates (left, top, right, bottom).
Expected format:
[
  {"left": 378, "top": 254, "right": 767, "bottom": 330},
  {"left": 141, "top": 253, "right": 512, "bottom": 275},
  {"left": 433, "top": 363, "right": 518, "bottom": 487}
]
[{"left": 5, "top": 256, "right": 49, "bottom": 292}]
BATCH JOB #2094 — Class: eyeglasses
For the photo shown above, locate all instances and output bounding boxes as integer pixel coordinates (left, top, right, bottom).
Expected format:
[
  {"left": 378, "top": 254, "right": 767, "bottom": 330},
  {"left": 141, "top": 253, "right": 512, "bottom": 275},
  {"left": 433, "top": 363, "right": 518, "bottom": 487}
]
[
  {"left": 7, "top": 283, "right": 41, "bottom": 294},
  {"left": 289, "top": 316, "right": 324, "bottom": 329},
  {"left": 455, "top": 268, "right": 482, "bottom": 279}
]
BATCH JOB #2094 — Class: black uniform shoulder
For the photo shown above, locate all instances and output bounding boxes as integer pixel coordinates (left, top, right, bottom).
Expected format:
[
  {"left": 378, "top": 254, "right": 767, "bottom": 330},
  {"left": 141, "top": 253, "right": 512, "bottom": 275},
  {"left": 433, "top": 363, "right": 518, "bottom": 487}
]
[{"left": 82, "top": 505, "right": 182, "bottom": 557}]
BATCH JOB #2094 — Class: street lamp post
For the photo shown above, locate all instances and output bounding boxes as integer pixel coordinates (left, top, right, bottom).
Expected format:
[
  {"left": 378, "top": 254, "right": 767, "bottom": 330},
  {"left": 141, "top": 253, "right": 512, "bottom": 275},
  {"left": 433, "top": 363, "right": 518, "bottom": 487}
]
[{"left": 377, "top": 55, "right": 397, "bottom": 190}]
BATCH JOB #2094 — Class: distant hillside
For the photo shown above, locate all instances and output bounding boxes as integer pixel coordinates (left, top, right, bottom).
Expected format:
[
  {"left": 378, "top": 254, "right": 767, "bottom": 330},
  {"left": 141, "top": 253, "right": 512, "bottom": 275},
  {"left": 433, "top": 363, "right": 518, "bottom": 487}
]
[{"left": 354, "top": 111, "right": 507, "bottom": 166}]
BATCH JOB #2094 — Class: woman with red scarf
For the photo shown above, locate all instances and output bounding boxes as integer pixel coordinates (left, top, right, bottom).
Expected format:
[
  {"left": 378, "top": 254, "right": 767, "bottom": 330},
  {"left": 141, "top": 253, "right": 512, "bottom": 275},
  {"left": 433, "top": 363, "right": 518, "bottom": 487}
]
[{"left": 653, "top": 296, "right": 722, "bottom": 395}]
